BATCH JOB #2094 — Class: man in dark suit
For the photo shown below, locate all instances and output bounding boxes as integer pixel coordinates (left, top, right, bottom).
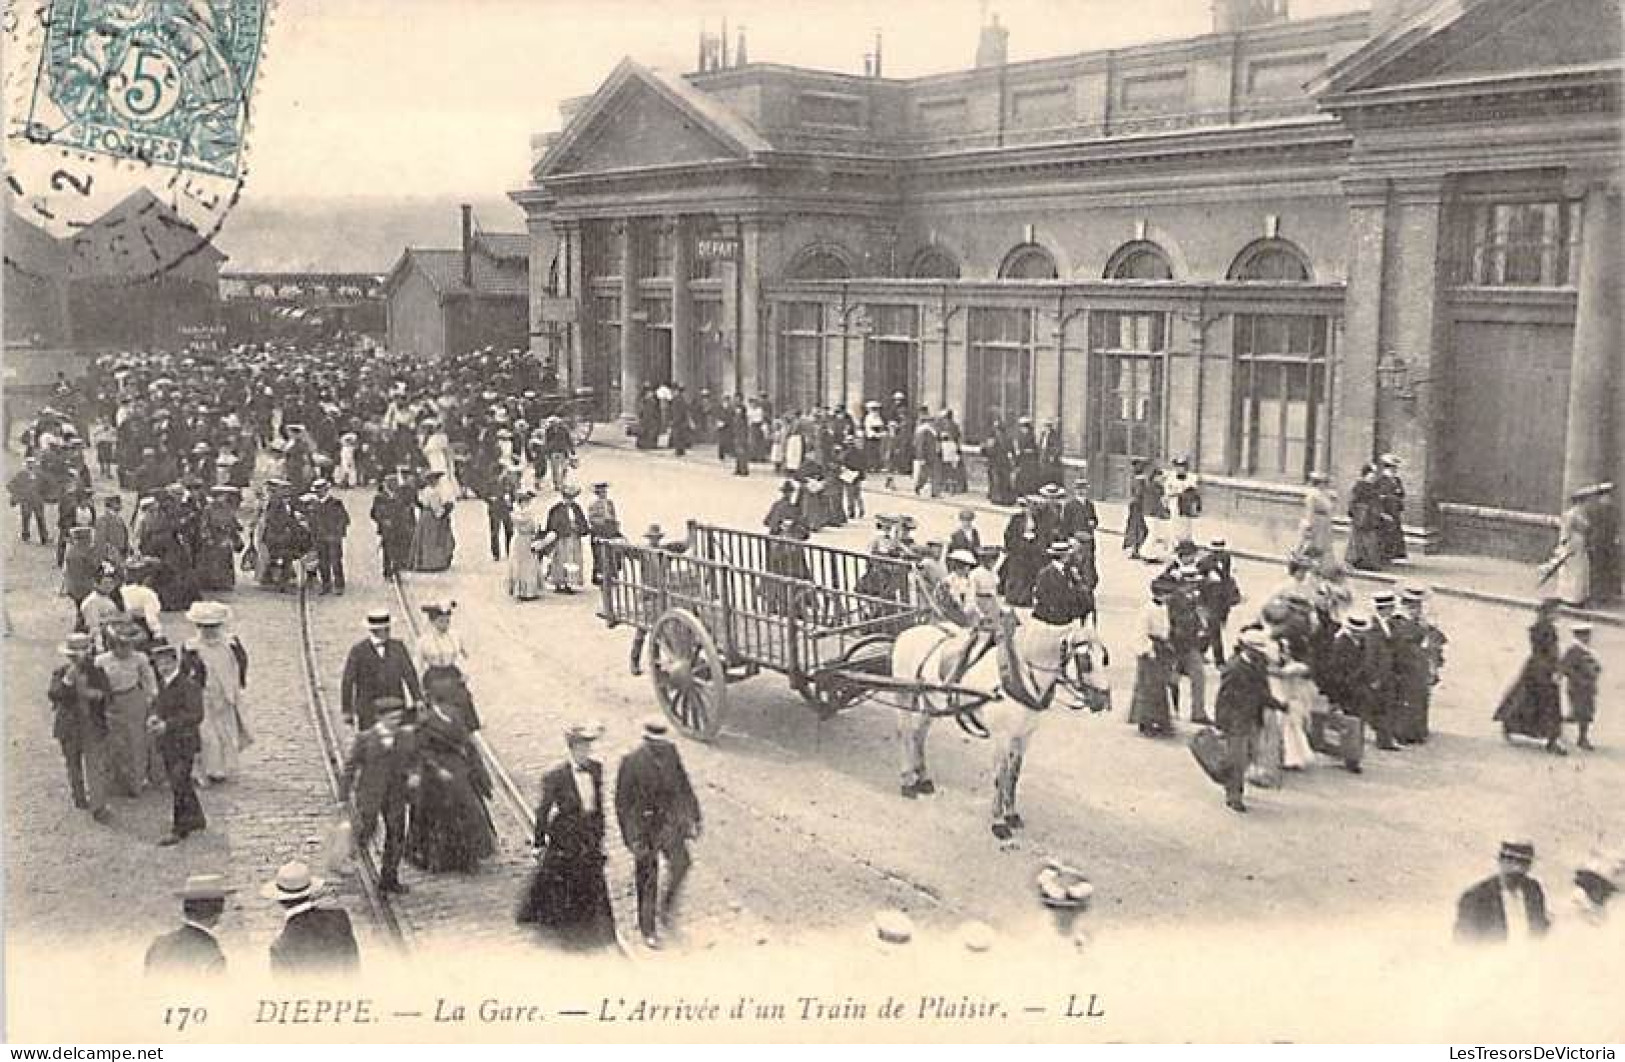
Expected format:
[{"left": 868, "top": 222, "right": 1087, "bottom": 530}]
[
  {"left": 1215, "top": 630, "right": 1283, "bottom": 814},
  {"left": 148, "top": 639, "right": 207, "bottom": 846},
  {"left": 517, "top": 723, "right": 617, "bottom": 950},
  {"left": 1455, "top": 840, "right": 1551, "bottom": 944},
  {"left": 145, "top": 872, "right": 232, "bottom": 978},
  {"left": 263, "top": 861, "right": 361, "bottom": 977},
  {"left": 309, "top": 479, "right": 349, "bottom": 595},
  {"left": 339, "top": 610, "right": 422, "bottom": 730},
  {"left": 339, "top": 697, "right": 419, "bottom": 894},
  {"left": 615, "top": 718, "right": 702, "bottom": 950}
]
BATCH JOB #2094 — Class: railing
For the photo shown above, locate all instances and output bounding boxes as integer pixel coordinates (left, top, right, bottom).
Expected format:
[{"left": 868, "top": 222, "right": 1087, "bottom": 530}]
[{"left": 598, "top": 536, "right": 928, "bottom": 679}]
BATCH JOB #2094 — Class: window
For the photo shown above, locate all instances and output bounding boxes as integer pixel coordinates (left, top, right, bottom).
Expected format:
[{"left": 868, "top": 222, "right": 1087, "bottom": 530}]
[
  {"left": 778, "top": 302, "right": 826, "bottom": 413},
  {"left": 644, "top": 223, "right": 674, "bottom": 279},
  {"left": 1092, "top": 311, "right": 1166, "bottom": 460},
  {"left": 1232, "top": 314, "right": 1328, "bottom": 483},
  {"left": 999, "top": 244, "right": 1058, "bottom": 280},
  {"left": 1105, "top": 241, "right": 1174, "bottom": 281},
  {"left": 865, "top": 305, "right": 919, "bottom": 403},
  {"left": 911, "top": 247, "right": 961, "bottom": 280},
  {"left": 1459, "top": 199, "right": 1582, "bottom": 288},
  {"left": 1228, "top": 239, "right": 1312, "bottom": 282},
  {"left": 693, "top": 300, "right": 726, "bottom": 393},
  {"left": 788, "top": 248, "right": 851, "bottom": 280},
  {"left": 590, "top": 294, "right": 621, "bottom": 394},
  {"left": 966, "top": 307, "right": 1034, "bottom": 440},
  {"left": 591, "top": 223, "right": 623, "bottom": 280},
  {"left": 641, "top": 297, "right": 673, "bottom": 385}
]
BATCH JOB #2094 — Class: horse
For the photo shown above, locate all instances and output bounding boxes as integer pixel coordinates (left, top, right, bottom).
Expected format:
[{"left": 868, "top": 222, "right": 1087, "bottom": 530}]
[{"left": 889, "top": 609, "right": 1110, "bottom": 839}]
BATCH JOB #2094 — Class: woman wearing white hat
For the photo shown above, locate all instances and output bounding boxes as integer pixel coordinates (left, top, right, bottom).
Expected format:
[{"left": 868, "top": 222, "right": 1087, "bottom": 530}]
[
  {"left": 507, "top": 489, "right": 545, "bottom": 602},
  {"left": 184, "top": 601, "right": 252, "bottom": 785}
]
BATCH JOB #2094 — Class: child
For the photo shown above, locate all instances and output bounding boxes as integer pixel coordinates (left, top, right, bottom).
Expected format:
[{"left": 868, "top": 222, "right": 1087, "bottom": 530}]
[{"left": 1561, "top": 623, "right": 1601, "bottom": 750}]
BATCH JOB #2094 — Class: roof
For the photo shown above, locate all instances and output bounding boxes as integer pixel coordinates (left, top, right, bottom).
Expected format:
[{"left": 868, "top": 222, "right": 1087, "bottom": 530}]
[
  {"left": 535, "top": 58, "right": 771, "bottom": 180},
  {"left": 474, "top": 231, "right": 529, "bottom": 260},
  {"left": 385, "top": 246, "right": 527, "bottom": 299}
]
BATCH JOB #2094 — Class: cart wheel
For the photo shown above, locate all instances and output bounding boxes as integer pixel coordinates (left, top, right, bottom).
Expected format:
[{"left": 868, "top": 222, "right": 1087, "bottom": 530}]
[
  {"left": 797, "top": 633, "right": 894, "bottom": 719},
  {"left": 649, "top": 608, "right": 727, "bottom": 741}
]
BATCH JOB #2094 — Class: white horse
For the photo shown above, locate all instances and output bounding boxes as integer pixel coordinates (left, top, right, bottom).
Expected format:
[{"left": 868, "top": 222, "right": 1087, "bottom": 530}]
[{"left": 889, "top": 611, "right": 1109, "bottom": 839}]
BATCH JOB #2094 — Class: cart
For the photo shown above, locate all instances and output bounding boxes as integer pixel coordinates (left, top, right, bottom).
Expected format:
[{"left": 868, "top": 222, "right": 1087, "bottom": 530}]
[{"left": 597, "top": 521, "right": 999, "bottom": 741}]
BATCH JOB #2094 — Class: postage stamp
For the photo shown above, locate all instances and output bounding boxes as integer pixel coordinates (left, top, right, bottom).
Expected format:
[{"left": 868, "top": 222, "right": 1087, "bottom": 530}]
[
  {"left": 20, "top": 0, "right": 267, "bottom": 177},
  {"left": 2, "top": 0, "right": 270, "bottom": 282}
]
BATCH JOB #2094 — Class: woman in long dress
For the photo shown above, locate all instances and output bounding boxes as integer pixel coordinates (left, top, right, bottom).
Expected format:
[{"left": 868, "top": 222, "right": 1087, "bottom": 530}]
[
  {"left": 196, "top": 488, "right": 243, "bottom": 592},
  {"left": 1493, "top": 598, "right": 1567, "bottom": 755},
  {"left": 183, "top": 601, "right": 251, "bottom": 784},
  {"left": 415, "top": 599, "right": 478, "bottom": 728},
  {"left": 516, "top": 725, "right": 618, "bottom": 951},
  {"left": 542, "top": 484, "right": 589, "bottom": 594},
  {"left": 1345, "top": 465, "right": 1385, "bottom": 571},
  {"left": 507, "top": 491, "right": 545, "bottom": 601},
  {"left": 1553, "top": 492, "right": 1592, "bottom": 607},
  {"left": 420, "top": 418, "right": 461, "bottom": 498},
  {"left": 407, "top": 694, "right": 496, "bottom": 874},
  {"left": 1299, "top": 471, "right": 1336, "bottom": 564},
  {"left": 1128, "top": 591, "right": 1175, "bottom": 736},
  {"left": 95, "top": 621, "right": 159, "bottom": 796},
  {"left": 410, "top": 470, "right": 456, "bottom": 572}
]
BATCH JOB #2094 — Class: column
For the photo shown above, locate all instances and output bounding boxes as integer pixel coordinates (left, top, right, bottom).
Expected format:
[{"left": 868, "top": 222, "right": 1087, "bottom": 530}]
[
  {"left": 737, "top": 218, "right": 768, "bottom": 397},
  {"left": 1332, "top": 177, "right": 1389, "bottom": 495},
  {"left": 561, "top": 221, "right": 585, "bottom": 394},
  {"left": 1562, "top": 178, "right": 1621, "bottom": 498},
  {"left": 616, "top": 221, "right": 638, "bottom": 420},
  {"left": 670, "top": 216, "right": 694, "bottom": 389},
  {"left": 1380, "top": 174, "right": 1450, "bottom": 534}
]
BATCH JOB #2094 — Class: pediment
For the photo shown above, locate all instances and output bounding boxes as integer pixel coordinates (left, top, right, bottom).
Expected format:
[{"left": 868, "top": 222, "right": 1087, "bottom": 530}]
[
  {"left": 537, "top": 61, "right": 768, "bottom": 180},
  {"left": 1315, "top": 0, "right": 1622, "bottom": 99}
]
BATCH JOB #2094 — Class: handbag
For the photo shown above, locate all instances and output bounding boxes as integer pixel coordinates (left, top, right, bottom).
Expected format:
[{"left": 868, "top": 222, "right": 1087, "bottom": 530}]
[{"left": 1188, "top": 727, "right": 1229, "bottom": 786}]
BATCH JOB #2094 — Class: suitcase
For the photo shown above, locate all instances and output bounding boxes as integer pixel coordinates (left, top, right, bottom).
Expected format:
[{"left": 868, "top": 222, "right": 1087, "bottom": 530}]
[
  {"left": 1188, "top": 727, "right": 1229, "bottom": 786},
  {"left": 1308, "top": 709, "right": 1365, "bottom": 768}
]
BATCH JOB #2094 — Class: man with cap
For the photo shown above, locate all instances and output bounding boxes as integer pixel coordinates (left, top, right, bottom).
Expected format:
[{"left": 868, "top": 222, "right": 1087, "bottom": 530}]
[
  {"left": 339, "top": 697, "right": 420, "bottom": 894},
  {"left": 586, "top": 481, "right": 621, "bottom": 587},
  {"left": 339, "top": 611, "right": 423, "bottom": 731},
  {"left": 1214, "top": 629, "right": 1284, "bottom": 813},
  {"left": 615, "top": 717, "right": 703, "bottom": 949},
  {"left": 518, "top": 722, "right": 618, "bottom": 950},
  {"left": 1559, "top": 622, "right": 1600, "bottom": 751},
  {"left": 369, "top": 474, "right": 415, "bottom": 580},
  {"left": 148, "top": 636, "right": 207, "bottom": 844},
  {"left": 145, "top": 873, "right": 233, "bottom": 978},
  {"left": 1060, "top": 477, "right": 1099, "bottom": 541},
  {"left": 310, "top": 479, "right": 350, "bottom": 595},
  {"left": 1454, "top": 840, "right": 1551, "bottom": 944},
  {"left": 48, "top": 632, "right": 113, "bottom": 821},
  {"left": 264, "top": 860, "right": 362, "bottom": 976},
  {"left": 1199, "top": 540, "right": 1241, "bottom": 667},
  {"left": 88, "top": 495, "right": 127, "bottom": 564},
  {"left": 7, "top": 455, "right": 50, "bottom": 545}
]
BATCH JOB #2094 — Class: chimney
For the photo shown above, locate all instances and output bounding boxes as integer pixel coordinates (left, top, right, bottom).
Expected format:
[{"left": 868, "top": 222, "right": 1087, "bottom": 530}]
[
  {"left": 1213, "top": 0, "right": 1289, "bottom": 33},
  {"left": 698, "top": 22, "right": 707, "bottom": 71},
  {"left": 721, "top": 16, "right": 730, "bottom": 68},
  {"left": 974, "top": 13, "right": 1008, "bottom": 69},
  {"left": 460, "top": 204, "right": 473, "bottom": 289},
  {"left": 872, "top": 30, "right": 883, "bottom": 77},
  {"left": 736, "top": 24, "right": 748, "bottom": 66}
]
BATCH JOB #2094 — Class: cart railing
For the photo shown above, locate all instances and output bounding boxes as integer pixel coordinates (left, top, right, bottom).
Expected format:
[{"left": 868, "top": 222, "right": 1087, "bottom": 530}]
[
  {"left": 598, "top": 539, "right": 931, "bottom": 678},
  {"left": 688, "top": 520, "right": 921, "bottom": 601}
]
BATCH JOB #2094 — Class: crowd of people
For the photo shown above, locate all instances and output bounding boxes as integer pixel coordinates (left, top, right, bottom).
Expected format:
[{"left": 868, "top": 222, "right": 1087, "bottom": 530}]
[{"left": 9, "top": 337, "right": 1617, "bottom": 974}]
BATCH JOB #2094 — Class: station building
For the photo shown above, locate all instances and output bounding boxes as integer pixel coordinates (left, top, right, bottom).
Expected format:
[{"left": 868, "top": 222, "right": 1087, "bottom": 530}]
[{"left": 511, "top": 0, "right": 1623, "bottom": 560}]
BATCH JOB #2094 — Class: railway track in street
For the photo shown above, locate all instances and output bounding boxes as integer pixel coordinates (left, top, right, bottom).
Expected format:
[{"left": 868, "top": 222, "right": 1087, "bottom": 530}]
[{"left": 293, "top": 576, "right": 567, "bottom": 954}]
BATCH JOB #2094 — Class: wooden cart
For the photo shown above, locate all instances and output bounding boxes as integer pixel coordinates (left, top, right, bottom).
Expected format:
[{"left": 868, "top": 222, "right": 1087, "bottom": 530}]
[{"left": 597, "top": 521, "right": 995, "bottom": 741}]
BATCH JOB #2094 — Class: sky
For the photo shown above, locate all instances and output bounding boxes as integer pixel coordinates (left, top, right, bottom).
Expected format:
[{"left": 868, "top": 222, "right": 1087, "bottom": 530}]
[{"left": 246, "top": 0, "right": 1370, "bottom": 206}]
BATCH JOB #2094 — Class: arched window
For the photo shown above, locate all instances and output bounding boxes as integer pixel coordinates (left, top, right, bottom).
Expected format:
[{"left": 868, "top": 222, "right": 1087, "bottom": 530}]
[
  {"left": 787, "top": 247, "right": 852, "bottom": 280},
  {"left": 911, "top": 246, "right": 961, "bottom": 280},
  {"left": 1105, "top": 241, "right": 1175, "bottom": 281},
  {"left": 1228, "top": 239, "right": 1313, "bottom": 282},
  {"left": 998, "top": 243, "right": 1059, "bottom": 280}
]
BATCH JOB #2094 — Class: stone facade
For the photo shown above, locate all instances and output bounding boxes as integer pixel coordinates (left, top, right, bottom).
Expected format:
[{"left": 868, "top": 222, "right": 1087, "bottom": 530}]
[{"left": 512, "top": 0, "right": 1623, "bottom": 563}]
